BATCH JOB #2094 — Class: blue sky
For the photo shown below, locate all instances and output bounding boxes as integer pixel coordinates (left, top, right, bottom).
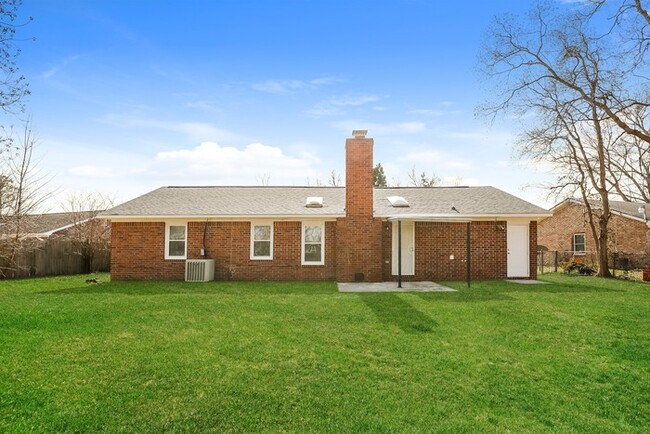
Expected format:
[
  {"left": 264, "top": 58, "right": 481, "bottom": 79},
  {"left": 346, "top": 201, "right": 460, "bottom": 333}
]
[{"left": 14, "top": 0, "right": 569, "bottom": 210}]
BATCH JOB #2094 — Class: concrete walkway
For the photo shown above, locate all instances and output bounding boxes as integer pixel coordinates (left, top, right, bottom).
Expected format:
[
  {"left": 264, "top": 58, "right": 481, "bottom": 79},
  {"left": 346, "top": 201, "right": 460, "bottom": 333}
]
[
  {"left": 337, "top": 281, "right": 456, "bottom": 293},
  {"left": 507, "top": 279, "right": 550, "bottom": 285}
]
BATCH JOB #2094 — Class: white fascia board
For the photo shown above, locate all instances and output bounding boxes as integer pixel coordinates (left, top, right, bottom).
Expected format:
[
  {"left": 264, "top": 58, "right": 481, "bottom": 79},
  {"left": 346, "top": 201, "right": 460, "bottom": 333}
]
[
  {"left": 382, "top": 213, "right": 551, "bottom": 221},
  {"left": 105, "top": 214, "right": 344, "bottom": 222}
]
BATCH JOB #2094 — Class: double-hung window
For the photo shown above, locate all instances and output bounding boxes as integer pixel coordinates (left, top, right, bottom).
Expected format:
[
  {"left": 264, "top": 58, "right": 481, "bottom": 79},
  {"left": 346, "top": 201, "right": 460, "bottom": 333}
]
[
  {"left": 302, "top": 222, "right": 325, "bottom": 265},
  {"left": 165, "top": 223, "right": 187, "bottom": 259},
  {"left": 572, "top": 233, "right": 586, "bottom": 255},
  {"left": 251, "top": 222, "right": 273, "bottom": 260}
]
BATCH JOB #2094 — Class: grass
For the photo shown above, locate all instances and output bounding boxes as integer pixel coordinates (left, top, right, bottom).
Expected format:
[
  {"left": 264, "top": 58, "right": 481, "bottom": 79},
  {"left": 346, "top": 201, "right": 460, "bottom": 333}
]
[{"left": 1, "top": 274, "right": 649, "bottom": 433}]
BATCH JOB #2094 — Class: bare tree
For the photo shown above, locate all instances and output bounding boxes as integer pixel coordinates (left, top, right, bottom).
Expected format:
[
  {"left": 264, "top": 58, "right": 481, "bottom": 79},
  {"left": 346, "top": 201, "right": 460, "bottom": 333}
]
[
  {"left": 407, "top": 166, "right": 440, "bottom": 187},
  {"left": 0, "top": 121, "right": 53, "bottom": 276},
  {"left": 606, "top": 108, "right": 650, "bottom": 202},
  {"left": 63, "top": 192, "right": 113, "bottom": 273},
  {"left": 479, "top": 0, "right": 650, "bottom": 277},
  {"left": 0, "top": 0, "right": 32, "bottom": 114},
  {"left": 327, "top": 169, "right": 342, "bottom": 187},
  {"left": 255, "top": 173, "right": 271, "bottom": 186}
]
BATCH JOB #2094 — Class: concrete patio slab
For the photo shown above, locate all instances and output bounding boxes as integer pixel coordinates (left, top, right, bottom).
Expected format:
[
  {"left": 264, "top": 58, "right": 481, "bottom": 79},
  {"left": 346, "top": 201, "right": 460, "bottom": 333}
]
[
  {"left": 507, "top": 279, "right": 550, "bottom": 285},
  {"left": 337, "top": 281, "right": 457, "bottom": 293}
]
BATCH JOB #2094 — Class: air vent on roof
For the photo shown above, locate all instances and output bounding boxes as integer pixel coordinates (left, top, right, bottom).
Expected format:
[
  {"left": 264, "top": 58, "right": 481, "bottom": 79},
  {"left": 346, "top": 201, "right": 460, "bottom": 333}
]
[
  {"left": 387, "top": 196, "right": 409, "bottom": 207},
  {"left": 306, "top": 196, "right": 323, "bottom": 208}
]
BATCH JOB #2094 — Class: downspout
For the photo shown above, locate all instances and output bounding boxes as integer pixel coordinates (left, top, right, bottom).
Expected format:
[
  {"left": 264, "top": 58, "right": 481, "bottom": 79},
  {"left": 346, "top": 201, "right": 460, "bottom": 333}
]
[
  {"left": 466, "top": 222, "right": 471, "bottom": 288},
  {"left": 398, "top": 220, "right": 402, "bottom": 288},
  {"left": 201, "top": 219, "right": 208, "bottom": 257}
]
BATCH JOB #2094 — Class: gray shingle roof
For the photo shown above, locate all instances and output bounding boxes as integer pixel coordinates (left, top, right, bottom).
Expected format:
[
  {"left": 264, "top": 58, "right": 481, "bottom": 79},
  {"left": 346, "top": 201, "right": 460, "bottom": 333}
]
[
  {"left": 102, "top": 185, "right": 549, "bottom": 219},
  {"left": 103, "top": 187, "right": 346, "bottom": 217},
  {"left": 0, "top": 212, "right": 96, "bottom": 237},
  {"left": 608, "top": 200, "right": 649, "bottom": 222},
  {"left": 577, "top": 199, "right": 650, "bottom": 222}
]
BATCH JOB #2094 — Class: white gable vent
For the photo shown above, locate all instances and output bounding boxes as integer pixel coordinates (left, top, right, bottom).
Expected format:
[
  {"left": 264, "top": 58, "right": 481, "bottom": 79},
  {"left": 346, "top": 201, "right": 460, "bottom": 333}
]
[
  {"left": 306, "top": 196, "right": 323, "bottom": 208},
  {"left": 387, "top": 196, "right": 409, "bottom": 207}
]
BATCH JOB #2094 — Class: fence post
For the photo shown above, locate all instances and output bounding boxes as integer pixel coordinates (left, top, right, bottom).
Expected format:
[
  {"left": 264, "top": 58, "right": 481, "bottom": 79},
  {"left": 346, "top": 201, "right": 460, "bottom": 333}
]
[
  {"left": 540, "top": 250, "right": 544, "bottom": 275},
  {"left": 554, "top": 251, "right": 558, "bottom": 273}
]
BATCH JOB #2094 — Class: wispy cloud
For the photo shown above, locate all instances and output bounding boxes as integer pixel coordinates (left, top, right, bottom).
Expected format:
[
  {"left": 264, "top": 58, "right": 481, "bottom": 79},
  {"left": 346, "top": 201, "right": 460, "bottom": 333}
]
[
  {"left": 252, "top": 77, "right": 341, "bottom": 94},
  {"left": 332, "top": 120, "right": 426, "bottom": 135},
  {"left": 99, "top": 113, "right": 241, "bottom": 142},
  {"left": 306, "top": 95, "right": 380, "bottom": 116},
  {"left": 398, "top": 150, "right": 472, "bottom": 170},
  {"left": 42, "top": 55, "right": 81, "bottom": 80},
  {"left": 68, "top": 164, "right": 114, "bottom": 178}
]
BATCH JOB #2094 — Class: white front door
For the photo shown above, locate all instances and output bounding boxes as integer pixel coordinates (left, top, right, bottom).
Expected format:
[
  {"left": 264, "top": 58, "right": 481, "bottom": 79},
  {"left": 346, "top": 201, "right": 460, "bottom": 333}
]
[
  {"left": 392, "top": 221, "right": 415, "bottom": 275},
  {"left": 507, "top": 223, "right": 530, "bottom": 278}
]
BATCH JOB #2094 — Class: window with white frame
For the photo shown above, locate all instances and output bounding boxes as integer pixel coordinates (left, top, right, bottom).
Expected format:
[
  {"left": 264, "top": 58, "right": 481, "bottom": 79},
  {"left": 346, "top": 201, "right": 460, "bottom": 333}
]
[
  {"left": 573, "top": 233, "right": 586, "bottom": 255},
  {"left": 165, "top": 223, "right": 187, "bottom": 259},
  {"left": 251, "top": 222, "right": 273, "bottom": 260},
  {"left": 302, "top": 222, "right": 325, "bottom": 265}
]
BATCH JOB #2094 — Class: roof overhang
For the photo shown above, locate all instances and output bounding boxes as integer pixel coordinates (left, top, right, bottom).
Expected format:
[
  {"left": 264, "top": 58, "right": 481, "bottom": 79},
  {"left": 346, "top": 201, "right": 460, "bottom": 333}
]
[
  {"left": 383, "top": 213, "right": 551, "bottom": 221},
  {"left": 102, "top": 214, "right": 345, "bottom": 222}
]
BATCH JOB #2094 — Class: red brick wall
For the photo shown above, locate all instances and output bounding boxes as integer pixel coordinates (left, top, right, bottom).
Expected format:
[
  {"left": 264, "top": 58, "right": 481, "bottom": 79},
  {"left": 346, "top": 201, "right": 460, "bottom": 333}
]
[
  {"left": 196, "top": 221, "right": 337, "bottom": 281},
  {"left": 381, "top": 221, "right": 509, "bottom": 281},
  {"left": 111, "top": 220, "right": 337, "bottom": 281},
  {"left": 111, "top": 222, "right": 184, "bottom": 280},
  {"left": 538, "top": 202, "right": 649, "bottom": 255}
]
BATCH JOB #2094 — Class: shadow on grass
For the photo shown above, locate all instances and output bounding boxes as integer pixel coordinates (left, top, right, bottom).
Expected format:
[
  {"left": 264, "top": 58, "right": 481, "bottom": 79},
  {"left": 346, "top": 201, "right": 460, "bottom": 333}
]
[
  {"left": 38, "top": 280, "right": 339, "bottom": 296},
  {"left": 358, "top": 293, "right": 437, "bottom": 333}
]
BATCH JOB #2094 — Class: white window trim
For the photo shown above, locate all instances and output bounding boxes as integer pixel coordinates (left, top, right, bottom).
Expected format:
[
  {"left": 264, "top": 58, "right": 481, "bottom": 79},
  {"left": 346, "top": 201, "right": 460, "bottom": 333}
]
[
  {"left": 165, "top": 222, "right": 187, "bottom": 260},
  {"left": 250, "top": 221, "right": 274, "bottom": 260},
  {"left": 301, "top": 221, "right": 325, "bottom": 266},
  {"left": 573, "top": 233, "right": 586, "bottom": 256}
]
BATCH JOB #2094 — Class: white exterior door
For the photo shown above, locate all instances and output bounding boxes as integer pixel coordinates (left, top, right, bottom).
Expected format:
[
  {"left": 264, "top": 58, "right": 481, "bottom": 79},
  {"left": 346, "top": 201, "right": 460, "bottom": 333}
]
[
  {"left": 507, "top": 223, "right": 530, "bottom": 278},
  {"left": 392, "top": 222, "right": 415, "bottom": 275}
]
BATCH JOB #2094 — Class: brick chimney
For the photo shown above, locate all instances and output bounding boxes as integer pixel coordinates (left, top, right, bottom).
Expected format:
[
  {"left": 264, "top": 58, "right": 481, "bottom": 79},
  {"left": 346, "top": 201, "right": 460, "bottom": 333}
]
[
  {"left": 345, "top": 130, "right": 374, "bottom": 217},
  {"left": 336, "top": 130, "right": 383, "bottom": 282}
]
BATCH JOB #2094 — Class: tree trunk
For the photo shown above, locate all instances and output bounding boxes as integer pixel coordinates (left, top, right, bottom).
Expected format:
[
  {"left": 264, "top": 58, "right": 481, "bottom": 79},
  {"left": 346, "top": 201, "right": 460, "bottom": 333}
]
[{"left": 597, "top": 213, "right": 612, "bottom": 277}]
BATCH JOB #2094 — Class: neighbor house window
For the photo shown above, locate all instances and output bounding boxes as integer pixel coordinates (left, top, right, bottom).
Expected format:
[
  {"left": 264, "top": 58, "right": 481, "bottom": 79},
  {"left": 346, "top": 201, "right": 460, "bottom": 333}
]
[
  {"left": 573, "top": 233, "right": 586, "bottom": 255},
  {"left": 251, "top": 222, "right": 273, "bottom": 260},
  {"left": 165, "top": 223, "right": 187, "bottom": 259},
  {"left": 302, "top": 222, "right": 325, "bottom": 265}
]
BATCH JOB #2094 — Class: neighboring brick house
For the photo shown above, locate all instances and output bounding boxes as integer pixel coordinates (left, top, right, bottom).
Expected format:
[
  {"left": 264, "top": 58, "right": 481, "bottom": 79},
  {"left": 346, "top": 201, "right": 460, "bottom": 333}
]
[
  {"left": 538, "top": 198, "right": 650, "bottom": 260},
  {"left": 102, "top": 130, "right": 549, "bottom": 282}
]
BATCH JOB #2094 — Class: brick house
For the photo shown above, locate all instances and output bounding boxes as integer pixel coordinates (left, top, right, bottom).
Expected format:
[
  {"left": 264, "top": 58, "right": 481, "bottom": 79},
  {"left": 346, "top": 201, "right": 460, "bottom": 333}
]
[
  {"left": 102, "top": 131, "right": 549, "bottom": 281},
  {"left": 538, "top": 198, "right": 650, "bottom": 261}
]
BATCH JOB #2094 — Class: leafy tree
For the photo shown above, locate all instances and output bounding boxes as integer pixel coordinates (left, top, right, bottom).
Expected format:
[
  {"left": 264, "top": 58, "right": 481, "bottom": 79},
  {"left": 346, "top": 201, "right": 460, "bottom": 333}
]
[{"left": 373, "top": 163, "right": 387, "bottom": 187}]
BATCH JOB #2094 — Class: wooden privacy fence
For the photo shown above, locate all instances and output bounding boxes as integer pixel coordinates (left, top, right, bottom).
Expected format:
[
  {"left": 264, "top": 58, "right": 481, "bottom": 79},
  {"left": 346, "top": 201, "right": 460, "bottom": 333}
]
[{"left": 0, "top": 240, "right": 110, "bottom": 278}]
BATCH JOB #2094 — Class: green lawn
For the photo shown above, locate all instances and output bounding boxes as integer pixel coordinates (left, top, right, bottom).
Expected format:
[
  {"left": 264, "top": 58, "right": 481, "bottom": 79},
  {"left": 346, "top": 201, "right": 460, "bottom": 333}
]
[{"left": 1, "top": 274, "right": 649, "bottom": 433}]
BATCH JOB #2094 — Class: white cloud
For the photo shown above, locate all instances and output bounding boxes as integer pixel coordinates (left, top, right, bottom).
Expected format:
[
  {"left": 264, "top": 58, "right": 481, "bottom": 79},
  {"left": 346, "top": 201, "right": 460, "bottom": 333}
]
[
  {"left": 408, "top": 108, "right": 463, "bottom": 117},
  {"left": 154, "top": 141, "right": 321, "bottom": 183},
  {"left": 397, "top": 149, "right": 472, "bottom": 171},
  {"left": 333, "top": 120, "right": 426, "bottom": 135},
  {"left": 306, "top": 95, "right": 380, "bottom": 116},
  {"left": 252, "top": 77, "right": 341, "bottom": 94},
  {"left": 68, "top": 165, "right": 114, "bottom": 178},
  {"left": 99, "top": 113, "right": 241, "bottom": 142},
  {"left": 42, "top": 55, "right": 81, "bottom": 80}
]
